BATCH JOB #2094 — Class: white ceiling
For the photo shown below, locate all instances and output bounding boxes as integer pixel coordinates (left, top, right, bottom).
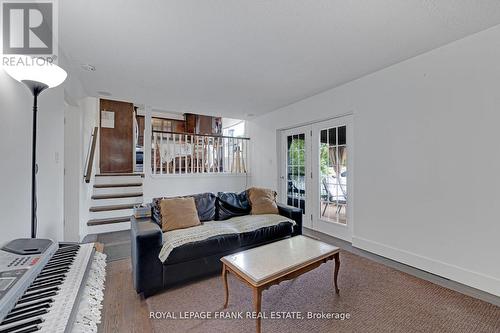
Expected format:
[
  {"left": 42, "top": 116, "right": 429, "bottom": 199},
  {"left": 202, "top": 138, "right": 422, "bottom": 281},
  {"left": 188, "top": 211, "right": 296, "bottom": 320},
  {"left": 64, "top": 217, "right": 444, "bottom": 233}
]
[{"left": 60, "top": 1, "right": 500, "bottom": 119}]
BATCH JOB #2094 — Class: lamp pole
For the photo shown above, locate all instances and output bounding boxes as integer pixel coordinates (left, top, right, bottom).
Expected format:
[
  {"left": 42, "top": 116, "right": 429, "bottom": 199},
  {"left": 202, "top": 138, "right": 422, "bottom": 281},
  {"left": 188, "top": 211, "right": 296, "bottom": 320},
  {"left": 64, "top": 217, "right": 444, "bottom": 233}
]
[
  {"left": 31, "top": 92, "right": 38, "bottom": 238},
  {"left": 3, "top": 57, "right": 67, "bottom": 241},
  {"left": 23, "top": 80, "right": 49, "bottom": 238}
]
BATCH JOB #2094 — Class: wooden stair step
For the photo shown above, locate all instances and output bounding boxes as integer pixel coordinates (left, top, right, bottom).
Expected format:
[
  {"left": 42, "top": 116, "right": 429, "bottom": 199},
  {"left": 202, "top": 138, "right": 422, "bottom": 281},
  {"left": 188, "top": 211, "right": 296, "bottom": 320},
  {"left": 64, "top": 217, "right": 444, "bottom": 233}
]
[
  {"left": 96, "top": 173, "right": 144, "bottom": 177},
  {"left": 94, "top": 183, "right": 143, "bottom": 188},
  {"left": 91, "top": 192, "right": 143, "bottom": 200},
  {"left": 87, "top": 216, "right": 131, "bottom": 226},
  {"left": 89, "top": 204, "right": 136, "bottom": 212}
]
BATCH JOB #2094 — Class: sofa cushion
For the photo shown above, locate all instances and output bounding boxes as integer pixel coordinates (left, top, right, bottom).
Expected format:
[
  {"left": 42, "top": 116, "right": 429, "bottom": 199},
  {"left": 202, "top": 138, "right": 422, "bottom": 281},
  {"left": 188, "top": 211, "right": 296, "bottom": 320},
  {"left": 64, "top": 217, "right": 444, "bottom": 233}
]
[
  {"left": 247, "top": 187, "right": 279, "bottom": 215},
  {"left": 163, "top": 222, "right": 294, "bottom": 265},
  {"left": 160, "top": 197, "right": 201, "bottom": 232},
  {"left": 163, "top": 233, "right": 240, "bottom": 265},
  {"left": 194, "top": 192, "right": 217, "bottom": 221},
  {"left": 215, "top": 191, "right": 251, "bottom": 220},
  {"left": 159, "top": 214, "right": 296, "bottom": 263},
  {"left": 152, "top": 192, "right": 216, "bottom": 226},
  {"left": 238, "top": 221, "right": 294, "bottom": 248}
]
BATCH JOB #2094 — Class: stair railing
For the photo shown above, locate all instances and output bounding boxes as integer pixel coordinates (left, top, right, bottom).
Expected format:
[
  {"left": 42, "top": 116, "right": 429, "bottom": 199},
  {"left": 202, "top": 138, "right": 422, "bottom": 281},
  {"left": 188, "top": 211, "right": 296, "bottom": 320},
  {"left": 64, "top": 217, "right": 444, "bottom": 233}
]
[
  {"left": 151, "top": 130, "right": 249, "bottom": 175},
  {"left": 84, "top": 127, "right": 99, "bottom": 183}
]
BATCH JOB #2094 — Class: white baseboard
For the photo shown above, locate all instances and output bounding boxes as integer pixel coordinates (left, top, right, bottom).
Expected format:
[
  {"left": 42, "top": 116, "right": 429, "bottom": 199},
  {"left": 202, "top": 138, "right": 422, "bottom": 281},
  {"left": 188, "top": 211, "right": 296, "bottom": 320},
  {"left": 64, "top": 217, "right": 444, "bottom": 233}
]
[{"left": 352, "top": 236, "right": 500, "bottom": 297}]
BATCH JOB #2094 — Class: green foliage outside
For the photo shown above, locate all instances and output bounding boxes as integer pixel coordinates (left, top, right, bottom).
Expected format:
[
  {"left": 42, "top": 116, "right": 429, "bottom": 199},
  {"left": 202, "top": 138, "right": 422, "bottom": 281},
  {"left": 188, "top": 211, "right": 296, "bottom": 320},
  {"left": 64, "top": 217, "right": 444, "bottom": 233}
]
[
  {"left": 288, "top": 139, "right": 331, "bottom": 176},
  {"left": 320, "top": 144, "right": 330, "bottom": 176}
]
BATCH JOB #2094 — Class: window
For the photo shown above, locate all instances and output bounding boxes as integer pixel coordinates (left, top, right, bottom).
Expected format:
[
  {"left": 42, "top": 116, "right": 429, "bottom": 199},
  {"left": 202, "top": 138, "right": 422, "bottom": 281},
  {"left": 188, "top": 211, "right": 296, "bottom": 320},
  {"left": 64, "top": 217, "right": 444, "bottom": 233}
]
[
  {"left": 319, "top": 125, "right": 347, "bottom": 224},
  {"left": 152, "top": 117, "right": 185, "bottom": 133},
  {"left": 287, "top": 134, "right": 306, "bottom": 213},
  {"left": 223, "top": 121, "right": 245, "bottom": 137}
]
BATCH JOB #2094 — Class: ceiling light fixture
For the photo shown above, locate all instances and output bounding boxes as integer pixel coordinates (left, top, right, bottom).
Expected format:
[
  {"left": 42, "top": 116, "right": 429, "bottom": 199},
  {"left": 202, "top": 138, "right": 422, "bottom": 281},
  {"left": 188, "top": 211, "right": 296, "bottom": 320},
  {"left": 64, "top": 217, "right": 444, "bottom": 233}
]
[
  {"left": 97, "top": 91, "right": 112, "bottom": 96},
  {"left": 81, "top": 64, "right": 96, "bottom": 72}
]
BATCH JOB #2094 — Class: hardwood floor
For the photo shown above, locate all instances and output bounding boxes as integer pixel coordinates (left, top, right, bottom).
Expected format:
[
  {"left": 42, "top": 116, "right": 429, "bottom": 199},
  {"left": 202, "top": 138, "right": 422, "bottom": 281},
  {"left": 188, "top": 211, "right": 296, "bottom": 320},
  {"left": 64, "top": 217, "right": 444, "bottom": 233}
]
[
  {"left": 100, "top": 259, "right": 152, "bottom": 333},
  {"left": 97, "top": 230, "right": 499, "bottom": 332}
]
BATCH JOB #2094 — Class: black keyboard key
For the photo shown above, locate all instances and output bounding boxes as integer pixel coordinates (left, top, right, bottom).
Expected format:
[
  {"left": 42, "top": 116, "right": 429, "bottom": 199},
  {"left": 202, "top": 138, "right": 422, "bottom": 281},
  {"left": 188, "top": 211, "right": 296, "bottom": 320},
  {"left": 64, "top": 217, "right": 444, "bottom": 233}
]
[
  {"left": 43, "top": 260, "right": 73, "bottom": 270},
  {"left": 39, "top": 266, "right": 70, "bottom": 275},
  {"left": 1, "top": 309, "right": 48, "bottom": 326},
  {"left": 8, "top": 325, "right": 40, "bottom": 333},
  {"left": 30, "top": 277, "right": 64, "bottom": 288},
  {"left": 32, "top": 273, "right": 66, "bottom": 284},
  {"left": 0, "top": 319, "right": 43, "bottom": 333},
  {"left": 11, "top": 300, "right": 53, "bottom": 313},
  {"left": 37, "top": 268, "right": 68, "bottom": 278},
  {"left": 17, "top": 291, "right": 57, "bottom": 304},
  {"left": 27, "top": 281, "right": 61, "bottom": 293},
  {"left": 23, "top": 287, "right": 59, "bottom": 298},
  {"left": 5, "top": 304, "right": 50, "bottom": 320}
]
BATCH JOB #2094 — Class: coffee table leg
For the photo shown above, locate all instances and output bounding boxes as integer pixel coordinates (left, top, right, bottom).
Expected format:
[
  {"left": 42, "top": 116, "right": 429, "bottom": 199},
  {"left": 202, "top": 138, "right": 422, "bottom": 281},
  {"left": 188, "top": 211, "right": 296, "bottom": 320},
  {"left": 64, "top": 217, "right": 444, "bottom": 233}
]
[
  {"left": 253, "top": 287, "right": 262, "bottom": 333},
  {"left": 333, "top": 253, "right": 340, "bottom": 294},
  {"left": 222, "top": 264, "right": 229, "bottom": 308}
]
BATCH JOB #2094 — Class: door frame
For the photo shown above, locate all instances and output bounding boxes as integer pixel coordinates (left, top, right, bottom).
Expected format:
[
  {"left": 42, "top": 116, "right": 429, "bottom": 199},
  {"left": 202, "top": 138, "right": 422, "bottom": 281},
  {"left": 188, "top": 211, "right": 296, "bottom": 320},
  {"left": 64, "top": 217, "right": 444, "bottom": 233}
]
[
  {"left": 278, "top": 114, "right": 354, "bottom": 242},
  {"left": 311, "top": 115, "right": 354, "bottom": 242},
  {"left": 279, "top": 125, "right": 312, "bottom": 228}
]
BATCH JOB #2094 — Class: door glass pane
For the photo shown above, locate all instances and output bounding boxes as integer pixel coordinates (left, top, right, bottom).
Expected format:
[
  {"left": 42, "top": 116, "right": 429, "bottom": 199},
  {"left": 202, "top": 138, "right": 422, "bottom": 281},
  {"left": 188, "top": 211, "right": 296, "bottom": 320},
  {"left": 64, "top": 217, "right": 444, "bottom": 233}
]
[
  {"left": 320, "top": 126, "right": 347, "bottom": 224},
  {"left": 287, "top": 134, "right": 306, "bottom": 214},
  {"left": 338, "top": 126, "right": 346, "bottom": 145},
  {"left": 328, "top": 128, "right": 336, "bottom": 146},
  {"left": 320, "top": 129, "right": 327, "bottom": 144}
]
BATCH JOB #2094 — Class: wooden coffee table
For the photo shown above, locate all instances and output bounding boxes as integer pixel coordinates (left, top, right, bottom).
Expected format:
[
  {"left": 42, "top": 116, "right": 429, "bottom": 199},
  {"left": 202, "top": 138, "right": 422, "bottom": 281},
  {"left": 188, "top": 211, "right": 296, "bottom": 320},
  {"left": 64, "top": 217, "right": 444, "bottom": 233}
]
[{"left": 221, "top": 235, "right": 340, "bottom": 333}]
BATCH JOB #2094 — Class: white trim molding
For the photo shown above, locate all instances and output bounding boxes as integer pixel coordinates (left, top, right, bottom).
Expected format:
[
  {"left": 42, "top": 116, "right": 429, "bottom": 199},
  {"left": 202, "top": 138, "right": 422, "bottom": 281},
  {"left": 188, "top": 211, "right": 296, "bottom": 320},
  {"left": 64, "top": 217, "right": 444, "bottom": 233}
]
[{"left": 352, "top": 236, "right": 500, "bottom": 297}]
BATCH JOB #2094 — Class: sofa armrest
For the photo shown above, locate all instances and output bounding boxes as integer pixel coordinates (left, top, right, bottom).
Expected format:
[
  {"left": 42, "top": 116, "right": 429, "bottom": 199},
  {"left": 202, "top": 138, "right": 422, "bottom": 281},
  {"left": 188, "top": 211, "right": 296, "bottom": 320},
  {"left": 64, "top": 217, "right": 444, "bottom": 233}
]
[
  {"left": 277, "top": 203, "right": 303, "bottom": 236},
  {"left": 130, "top": 217, "right": 164, "bottom": 295}
]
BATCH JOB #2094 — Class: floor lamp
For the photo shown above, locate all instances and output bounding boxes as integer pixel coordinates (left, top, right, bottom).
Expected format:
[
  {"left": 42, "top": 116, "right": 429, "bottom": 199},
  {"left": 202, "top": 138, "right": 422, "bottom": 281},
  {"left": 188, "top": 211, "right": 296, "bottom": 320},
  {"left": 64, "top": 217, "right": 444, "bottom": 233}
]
[{"left": 3, "top": 57, "right": 67, "bottom": 240}]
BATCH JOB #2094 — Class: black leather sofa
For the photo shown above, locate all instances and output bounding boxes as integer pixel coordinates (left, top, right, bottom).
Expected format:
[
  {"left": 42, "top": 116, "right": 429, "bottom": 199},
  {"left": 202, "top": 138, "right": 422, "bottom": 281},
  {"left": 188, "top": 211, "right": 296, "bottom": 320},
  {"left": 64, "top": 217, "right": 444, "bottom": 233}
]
[{"left": 131, "top": 192, "right": 302, "bottom": 297}]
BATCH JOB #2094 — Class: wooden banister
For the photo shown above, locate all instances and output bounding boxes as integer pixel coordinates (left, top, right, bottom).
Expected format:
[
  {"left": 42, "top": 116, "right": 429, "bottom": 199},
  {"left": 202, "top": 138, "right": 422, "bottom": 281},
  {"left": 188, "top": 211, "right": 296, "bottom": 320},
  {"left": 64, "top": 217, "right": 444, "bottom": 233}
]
[{"left": 84, "top": 127, "right": 99, "bottom": 183}]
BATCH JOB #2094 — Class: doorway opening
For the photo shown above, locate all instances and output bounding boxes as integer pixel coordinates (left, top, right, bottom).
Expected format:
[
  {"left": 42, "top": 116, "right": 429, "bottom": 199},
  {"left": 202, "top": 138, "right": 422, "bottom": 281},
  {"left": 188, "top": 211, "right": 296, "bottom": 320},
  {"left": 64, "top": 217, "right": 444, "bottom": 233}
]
[{"left": 279, "top": 115, "right": 353, "bottom": 241}]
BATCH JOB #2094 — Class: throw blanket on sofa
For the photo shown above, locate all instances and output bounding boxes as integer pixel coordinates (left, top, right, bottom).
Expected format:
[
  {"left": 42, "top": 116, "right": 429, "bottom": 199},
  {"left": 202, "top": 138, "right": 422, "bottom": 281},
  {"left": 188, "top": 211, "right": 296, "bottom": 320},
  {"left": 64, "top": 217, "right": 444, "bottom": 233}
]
[{"left": 159, "top": 214, "right": 295, "bottom": 263}]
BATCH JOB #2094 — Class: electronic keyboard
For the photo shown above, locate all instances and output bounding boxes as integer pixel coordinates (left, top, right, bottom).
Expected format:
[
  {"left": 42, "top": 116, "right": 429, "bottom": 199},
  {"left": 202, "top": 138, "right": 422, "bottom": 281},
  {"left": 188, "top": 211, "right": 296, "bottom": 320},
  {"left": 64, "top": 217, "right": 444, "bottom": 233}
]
[{"left": 0, "top": 239, "right": 106, "bottom": 333}]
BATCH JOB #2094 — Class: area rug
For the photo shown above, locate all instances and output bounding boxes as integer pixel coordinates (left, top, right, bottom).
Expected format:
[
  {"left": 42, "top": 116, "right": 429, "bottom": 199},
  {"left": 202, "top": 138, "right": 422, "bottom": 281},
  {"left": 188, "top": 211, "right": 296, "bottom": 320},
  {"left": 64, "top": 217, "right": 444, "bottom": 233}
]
[{"left": 146, "top": 250, "right": 500, "bottom": 333}]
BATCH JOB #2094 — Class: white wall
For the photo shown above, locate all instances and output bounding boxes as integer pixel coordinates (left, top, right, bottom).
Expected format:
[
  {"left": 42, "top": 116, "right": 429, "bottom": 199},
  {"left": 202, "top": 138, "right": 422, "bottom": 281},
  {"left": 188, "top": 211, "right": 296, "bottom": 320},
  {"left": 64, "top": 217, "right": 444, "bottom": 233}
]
[
  {"left": 0, "top": 71, "right": 65, "bottom": 244},
  {"left": 77, "top": 97, "right": 100, "bottom": 239},
  {"left": 143, "top": 175, "right": 250, "bottom": 203},
  {"left": 248, "top": 25, "right": 500, "bottom": 296},
  {"left": 63, "top": 102, "right": 82, "bottom": 241}
]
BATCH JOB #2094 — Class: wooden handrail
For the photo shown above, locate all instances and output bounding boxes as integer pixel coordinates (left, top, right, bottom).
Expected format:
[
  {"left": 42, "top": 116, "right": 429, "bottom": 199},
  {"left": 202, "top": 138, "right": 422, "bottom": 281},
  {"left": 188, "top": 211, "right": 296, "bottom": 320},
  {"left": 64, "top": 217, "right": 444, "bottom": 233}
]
[
  {"left": 152, "top": 130, "right": 250, "bottom": 140},
  {"left": 84, "top": 127, "right": 98, "bottom": 183}
]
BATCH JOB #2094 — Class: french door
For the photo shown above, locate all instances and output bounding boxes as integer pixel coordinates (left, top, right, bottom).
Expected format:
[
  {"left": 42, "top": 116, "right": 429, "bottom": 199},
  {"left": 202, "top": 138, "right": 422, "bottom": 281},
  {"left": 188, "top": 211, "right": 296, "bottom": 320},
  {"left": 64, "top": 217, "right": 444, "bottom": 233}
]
[
  {"left": 280, "top": 125, "right": 311, "bottom": 228},
  {"left": 280, "top": 116, "right": 353, "bottom": 241},
  {"left": 311, "top": 117, "right": 353, "bottom": 241}
]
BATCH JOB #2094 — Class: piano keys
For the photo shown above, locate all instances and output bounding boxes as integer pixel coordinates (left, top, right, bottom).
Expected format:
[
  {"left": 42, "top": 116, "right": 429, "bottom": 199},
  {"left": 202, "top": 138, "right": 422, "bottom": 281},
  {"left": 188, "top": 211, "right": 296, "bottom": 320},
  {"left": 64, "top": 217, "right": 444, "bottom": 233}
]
[{"left": 0, "top": 243, "right": 106, "bottom": 333}]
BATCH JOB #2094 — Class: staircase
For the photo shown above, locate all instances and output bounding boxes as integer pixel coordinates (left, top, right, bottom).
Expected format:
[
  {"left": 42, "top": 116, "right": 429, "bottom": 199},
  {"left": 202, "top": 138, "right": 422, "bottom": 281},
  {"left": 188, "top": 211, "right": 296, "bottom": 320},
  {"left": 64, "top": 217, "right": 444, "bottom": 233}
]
[{"left": 87, "top": 173, "right": 144, "bottom": 233}]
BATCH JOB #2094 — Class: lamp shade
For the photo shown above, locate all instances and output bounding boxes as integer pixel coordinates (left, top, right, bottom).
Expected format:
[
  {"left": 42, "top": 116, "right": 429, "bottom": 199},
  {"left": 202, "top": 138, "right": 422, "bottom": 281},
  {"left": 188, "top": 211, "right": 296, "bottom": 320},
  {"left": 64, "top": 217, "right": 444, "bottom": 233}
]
[{"left": 3, "top": 55, "right": 67, "bottom": 88}]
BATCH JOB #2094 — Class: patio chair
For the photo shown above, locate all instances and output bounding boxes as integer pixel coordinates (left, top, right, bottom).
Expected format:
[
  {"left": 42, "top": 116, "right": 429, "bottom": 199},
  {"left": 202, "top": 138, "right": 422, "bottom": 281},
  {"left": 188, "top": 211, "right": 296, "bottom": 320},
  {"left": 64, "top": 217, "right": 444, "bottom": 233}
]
[{"left": 322, "top": 176, "right": 347, "bottom": 216}]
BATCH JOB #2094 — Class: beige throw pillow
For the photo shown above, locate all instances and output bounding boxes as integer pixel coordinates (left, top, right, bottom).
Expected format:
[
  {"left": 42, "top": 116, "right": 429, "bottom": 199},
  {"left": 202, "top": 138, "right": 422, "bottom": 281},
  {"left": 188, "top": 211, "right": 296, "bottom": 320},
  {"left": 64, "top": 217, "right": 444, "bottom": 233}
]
[
  {"left": 160, "top": 197, "right": 201, "bottom": 232},
  {"left": 247, "top": 187, "right": 279, "bottom": 215}
]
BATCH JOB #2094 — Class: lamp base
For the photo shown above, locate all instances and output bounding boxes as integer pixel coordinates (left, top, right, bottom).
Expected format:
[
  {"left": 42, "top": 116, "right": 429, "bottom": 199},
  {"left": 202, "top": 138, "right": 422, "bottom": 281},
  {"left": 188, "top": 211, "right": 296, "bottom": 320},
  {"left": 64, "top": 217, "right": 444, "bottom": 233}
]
[{"left": 2, "top": 238, "right": 54, "bottom": 255}]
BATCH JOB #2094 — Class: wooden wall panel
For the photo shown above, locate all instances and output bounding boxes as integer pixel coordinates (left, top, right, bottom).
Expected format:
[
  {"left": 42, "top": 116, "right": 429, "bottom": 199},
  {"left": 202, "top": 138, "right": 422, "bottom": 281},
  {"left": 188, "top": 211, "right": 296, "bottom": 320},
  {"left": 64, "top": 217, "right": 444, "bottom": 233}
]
[{"left": 100, "top": 99, "right": 134, "bottom": 173}]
